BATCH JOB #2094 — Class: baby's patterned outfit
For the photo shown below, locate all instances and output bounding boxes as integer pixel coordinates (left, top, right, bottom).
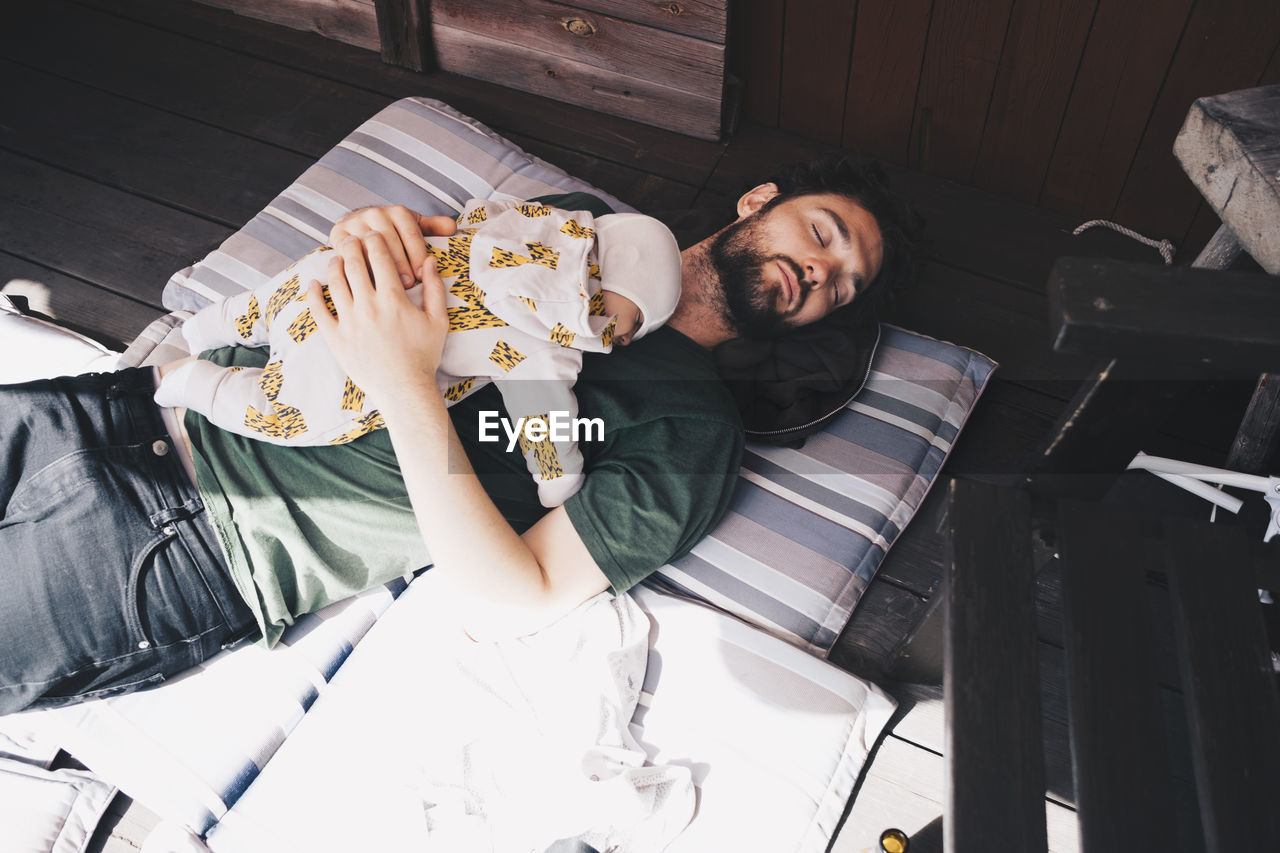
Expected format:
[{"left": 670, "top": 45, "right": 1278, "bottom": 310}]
[{"left": 157, "top": 200, "right": 651, "bottom": 507}]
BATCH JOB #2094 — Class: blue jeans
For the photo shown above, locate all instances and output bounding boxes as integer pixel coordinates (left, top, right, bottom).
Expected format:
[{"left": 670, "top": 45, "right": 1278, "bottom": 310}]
[{"left": 0, "top": 368, "right": 256, "bottom": 714}]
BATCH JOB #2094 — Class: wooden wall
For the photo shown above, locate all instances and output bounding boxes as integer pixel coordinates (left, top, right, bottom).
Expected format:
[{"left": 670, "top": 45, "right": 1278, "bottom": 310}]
[{"left": 732, "top": 0, "right": 1280, "bottom": 254}]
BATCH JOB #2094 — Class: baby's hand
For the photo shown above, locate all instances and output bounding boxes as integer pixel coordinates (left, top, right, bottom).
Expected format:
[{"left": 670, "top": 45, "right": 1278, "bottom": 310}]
[{"left": 329, "top": 205, "right": 457, "bottom": 289}]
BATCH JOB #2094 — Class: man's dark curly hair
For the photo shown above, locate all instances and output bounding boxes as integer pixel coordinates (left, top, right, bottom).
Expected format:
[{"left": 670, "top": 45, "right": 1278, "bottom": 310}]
[{"left": 760, "top": 154, "right": 923, "bottom": 325}]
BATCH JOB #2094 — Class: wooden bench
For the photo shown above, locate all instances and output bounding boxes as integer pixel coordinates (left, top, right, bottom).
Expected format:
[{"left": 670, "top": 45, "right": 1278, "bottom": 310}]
[
  {"left": 943, "top": 477, "right": 1280, "bottom": 852},
  {"left": 1038, "top": 85, "right": 1280, "bottom": 485}
]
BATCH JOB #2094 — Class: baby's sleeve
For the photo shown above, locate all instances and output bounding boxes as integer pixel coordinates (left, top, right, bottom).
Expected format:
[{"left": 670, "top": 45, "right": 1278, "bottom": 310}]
[{"left": 492, "top": 343, "right": 588, "bottom": 508}]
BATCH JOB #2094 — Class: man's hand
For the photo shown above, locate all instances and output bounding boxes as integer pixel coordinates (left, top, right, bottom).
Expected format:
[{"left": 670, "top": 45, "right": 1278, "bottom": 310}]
[
  {"left": 306, "top": 233, "right": 448, "bottom": 404},
  {"left": 329, "top": 205, "right": 458, "bottom": 288}
]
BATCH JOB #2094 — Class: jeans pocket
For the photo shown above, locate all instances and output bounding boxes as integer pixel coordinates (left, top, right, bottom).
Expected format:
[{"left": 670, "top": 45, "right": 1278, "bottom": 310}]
[
  {"left": 8, "top": 447, "right": 107, "bottom": 517},
  {"left": 126, "top": 527, "right": 179, "bottom": 649}
]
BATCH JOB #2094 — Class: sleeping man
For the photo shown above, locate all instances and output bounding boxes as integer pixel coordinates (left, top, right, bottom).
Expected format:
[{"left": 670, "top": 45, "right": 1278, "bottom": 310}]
[{"left": 0, "top": 156, "right": 916, "bottom": 714}]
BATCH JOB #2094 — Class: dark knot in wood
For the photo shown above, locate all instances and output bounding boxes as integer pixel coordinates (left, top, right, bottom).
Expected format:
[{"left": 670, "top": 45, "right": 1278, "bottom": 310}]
[{"left": 560, "top": 17, "right": 597, "bottom": 37}]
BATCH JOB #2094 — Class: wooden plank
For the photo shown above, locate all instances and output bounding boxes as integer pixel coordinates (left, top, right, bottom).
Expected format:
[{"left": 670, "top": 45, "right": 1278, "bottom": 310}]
[
  {"left": 82, "top": 0, "right": 727, "bottom": 186},
  {"left": 1039, "top": 0, "right": 1193, "bottom": 218},
  {"left": 834, "top": 737, "right": 948, "bottom": 853},
  {"left": 430, "top": 22, "right": 724, "bottom": 140},
  {"left": 1037, "top": 552, "right": 1198, "bottom": 693},
  {"left": 1182, "top": 201, "right": 1231, "bottom": 263},
  {"left": 1112, "top": 0, "right": 1280, "bottom": 243},
  {"left": 830, "top": 580, "right": 931, "bottom": 680},
  {"left": 944, "top": 479, "right": 1048, "bottom": 853},
  {"left": 1174, "top": 84, "right": 1280, "bottom": 275},
  {"left": 841, "top": 0, "right": 933, "bottom": 165},
  {"left": 885, "top": 655, "right": 1078, "bottom": 808},
  {"left": 729, "top": 0, "right": 785, "bottom": 125},
  {"left": 569, "top": 0, "right": 728, "bottom": 42},
  {"left": 7, "top": 0, "right": 392, "bottom": 159},
  {"left": 909, "top": 0, "right": 1016, "bottom": 179},
  {"left": 1031, "top": 360, "right": 1260, "bottom": 487},
  {"left": 1058, "top": 500, "right": 1178, "bottom": 853},
  {"left": 1226, "top": 374, "right": 1280, "bottom": 473},
  {"left": 1047, "top": 256, "right": 1280, "bottom": 372},
  {"left": 0, "top": 150, "right": 232, "bottom": 311},
  {"left": 886, "top": 260, "right": 1099, "bottom": 388},
  {"left": 883, "top": 163, "right": 1162, "bottom": 290},
  {"left": 0, "top": 60, "right": 311, "bottom": 227},
  {"left": 832, "top": 736, "right": 1081, "bottom": 853},
  {"left": 430, "top": 0, "right": 725, "bottom": 96},
  {"left": 190, "top": 0, "right": 380, "bottom": 51},
  {"left": 778, "top": 0, "right": 858, "bottom": 145},
  {"left": 1191, "top": 222, "right": 1246, "bottom": 269},
  {"left": 943, "top": 380, "right": 1068, "bottom": 478},
  {"left": 373, "top": 0, "right": 430, "bottom": 72},
  {"left": 874, "top": 484, "right": 949, "bottom": 596},
  {"left": 970, "top": 0, "right": 1099, "bottom": 203},
  {"left": 1165, "top": 520, "right": 1280, "bottom": 853}
]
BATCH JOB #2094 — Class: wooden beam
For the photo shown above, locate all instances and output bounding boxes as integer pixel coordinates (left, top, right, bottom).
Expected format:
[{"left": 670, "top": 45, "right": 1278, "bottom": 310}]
[
  {"left": 1174, "top": 84, "right": 1280, "bottom": 275},
  {"left": 1058, "top": 499, "right": 1178, "bottom": 852},
  {"left": 944, "top": 479, "right": 1048, "bottom": 853},
  {"left": 189, "top": 0, "right": 380, "bottom": 51},
  {"left": 1227, "top": 375, "right": 1280, "bottom": 472},
  {"left": 1048, "top": 256, "right": 1280, "bottom": 373},
  {"left": 1165, "top": 519, "right": 1280, "bottom": 852},
  {"left": 373, "top": 0, "right": 431, "bottom": 72}
]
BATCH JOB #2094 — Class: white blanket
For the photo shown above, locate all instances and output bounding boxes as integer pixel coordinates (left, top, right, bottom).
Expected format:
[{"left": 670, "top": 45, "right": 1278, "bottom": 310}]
[
  {"left": 0, "top": 290, "right": 122, "bottom": 381},
  {"left": 414, "top": 590, "right": 694, "bottom": 853},
  {"left": 198, "top": 578, "right": 695, "bottom": 853}
]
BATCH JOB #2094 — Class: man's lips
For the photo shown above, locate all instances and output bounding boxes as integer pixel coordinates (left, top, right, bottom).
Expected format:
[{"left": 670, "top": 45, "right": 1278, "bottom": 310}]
[{"left": 776, "top": 262, "right": 798, "bottom": 308}]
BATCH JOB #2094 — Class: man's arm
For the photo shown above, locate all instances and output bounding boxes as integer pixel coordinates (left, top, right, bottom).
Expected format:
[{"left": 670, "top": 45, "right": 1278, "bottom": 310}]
[{"left": 306, "top": 234, "right": 610, "bottom": 640}]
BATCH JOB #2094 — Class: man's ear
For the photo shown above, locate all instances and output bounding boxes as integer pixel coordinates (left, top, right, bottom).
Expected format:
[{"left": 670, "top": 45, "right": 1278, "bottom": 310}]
[{"left": 736, "top": 182, "right": 780, "bottom": 218}]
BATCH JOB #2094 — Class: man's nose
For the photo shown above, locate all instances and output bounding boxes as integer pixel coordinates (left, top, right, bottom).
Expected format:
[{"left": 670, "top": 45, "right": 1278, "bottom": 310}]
[{"left": 803, "top": 255, "right": 832, "bottom": 286}]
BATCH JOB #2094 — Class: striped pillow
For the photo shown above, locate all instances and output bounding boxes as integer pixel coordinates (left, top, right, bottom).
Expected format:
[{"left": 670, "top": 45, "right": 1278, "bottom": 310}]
[
  {"left": 157, "top": 97, "right": 636, "bottom": 314},
  {"left": 649, "top": 325, "right": 996, "bottom": 655}
]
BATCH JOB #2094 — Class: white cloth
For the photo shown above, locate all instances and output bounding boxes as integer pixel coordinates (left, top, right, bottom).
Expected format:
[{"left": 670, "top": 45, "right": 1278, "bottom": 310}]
[
  {"left": 0, "top": 293, "right": 121, "bottom": 383},
  {"left": 196, "top": 580, "right": 695, "bottom": 853},
  {"left": 415, "top": 590, "right": 695, "bottom": 853}
]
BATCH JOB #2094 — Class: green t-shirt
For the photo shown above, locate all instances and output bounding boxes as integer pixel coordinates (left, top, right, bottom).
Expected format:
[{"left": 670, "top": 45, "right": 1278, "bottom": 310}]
[
  {"left": 451, "top": 326, "right": 744, "bottom": 591},
  {"left": 185, "top": 193, "right": 744, "bottom": 643}
]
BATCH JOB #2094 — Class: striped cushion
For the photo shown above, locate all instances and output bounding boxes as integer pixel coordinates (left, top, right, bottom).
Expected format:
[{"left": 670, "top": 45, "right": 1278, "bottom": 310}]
[
  {"left": 158, "top": 97, "right": 635, "bottom": 314},
  {"left": 650, "top": 325, "right": 996, "bottom": 654}
]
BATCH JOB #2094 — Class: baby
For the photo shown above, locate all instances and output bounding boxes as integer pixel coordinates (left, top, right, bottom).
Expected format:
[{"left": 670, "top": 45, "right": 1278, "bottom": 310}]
[{"left": 156, "top": 199, "right": 682, "bottom": 507}]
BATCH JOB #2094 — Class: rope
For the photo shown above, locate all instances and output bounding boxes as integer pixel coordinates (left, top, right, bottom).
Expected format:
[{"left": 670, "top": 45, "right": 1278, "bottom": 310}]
[{"left": 1072, "top": 219, "right": 1176, "bottom": 264}]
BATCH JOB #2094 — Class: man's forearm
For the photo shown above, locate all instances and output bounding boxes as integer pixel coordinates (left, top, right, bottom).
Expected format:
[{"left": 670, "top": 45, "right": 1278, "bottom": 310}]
[
  {"left": 309, "top": 229, "right": 609, "bottom": 639},
  {"left": 376, "top": 379, "right": 577, "bottom": 638}
]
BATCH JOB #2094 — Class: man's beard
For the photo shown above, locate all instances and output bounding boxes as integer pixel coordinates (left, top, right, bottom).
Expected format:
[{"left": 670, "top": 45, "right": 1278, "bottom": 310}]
[{"left": 708, "top": 212, "right": 809, "bottom": 339}]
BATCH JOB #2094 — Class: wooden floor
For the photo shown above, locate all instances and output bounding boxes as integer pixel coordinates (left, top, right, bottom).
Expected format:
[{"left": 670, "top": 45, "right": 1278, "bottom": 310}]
[{"left": 3, "top": 1, "right": 1266, "bottom": 851}]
